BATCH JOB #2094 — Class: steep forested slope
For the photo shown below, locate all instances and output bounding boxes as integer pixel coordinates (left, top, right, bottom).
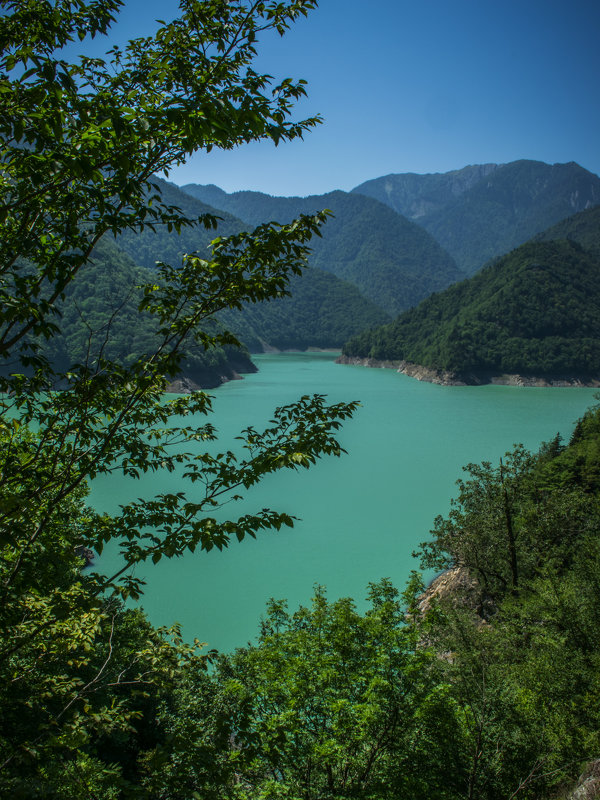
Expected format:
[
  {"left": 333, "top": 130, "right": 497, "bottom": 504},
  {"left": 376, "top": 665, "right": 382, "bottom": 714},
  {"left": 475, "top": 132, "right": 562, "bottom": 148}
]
[
  {"left": 44, "top": 237, "right": 255, "bottom": 387},
  {"left": 221, "top": 269, "right": 389, "bottom": 351},
  {"left": 342, "top": 238, "right": 600, "bottom": 382},
  {"left": 353, "top": 160, "right": 600, "bottom": 274},
  {"left": 181, "top": 184, "right": 463, "bottom": 316},
  {"left": 115, "top": 178, "right": 390, "bottom": 350},
  {"left": 534, "top": 203, "right": 600, "bottom": 255}
]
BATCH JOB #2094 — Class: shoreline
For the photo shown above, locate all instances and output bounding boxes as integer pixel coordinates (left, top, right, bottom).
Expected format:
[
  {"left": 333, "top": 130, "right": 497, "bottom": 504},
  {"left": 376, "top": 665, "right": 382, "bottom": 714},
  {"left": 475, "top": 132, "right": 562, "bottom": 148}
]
[{"left": 336, "top": 355, "right": 600, "bottom": 388}]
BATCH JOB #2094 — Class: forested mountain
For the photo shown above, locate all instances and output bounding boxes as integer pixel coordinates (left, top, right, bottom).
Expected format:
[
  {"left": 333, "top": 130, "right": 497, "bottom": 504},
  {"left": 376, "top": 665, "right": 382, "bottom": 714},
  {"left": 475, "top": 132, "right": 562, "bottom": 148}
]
[
  {"left": 114, "top": 177, "right": 390, "bottom": 351},
  {"left": 43, "top": 237, "right": 256, "bottom": 388},
  {"left": 342, "top": 236, "right": 600, "bottom": 382},
  {"left": 181, "top": 184, "right": 463, "bottom": 315},
  {"left": 534, "top": 203, "right": 600, "bottom": 254},
  {"left": 117, "top": 176, "right": 244, "bottom": 269},
  {"left": 221, "top": 269, "right": 389, "bottom": 351},
  {"left": 353, "top": 160, "right": 600, "bottom": 274},
  {"left": 46, "top": 233, "right": 385, "bottom": 383}
]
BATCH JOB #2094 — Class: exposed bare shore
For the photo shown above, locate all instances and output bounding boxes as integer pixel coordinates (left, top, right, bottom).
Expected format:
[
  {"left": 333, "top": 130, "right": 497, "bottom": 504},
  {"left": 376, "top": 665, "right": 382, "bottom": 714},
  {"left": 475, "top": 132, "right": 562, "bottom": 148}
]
[
  {"left": 336, "top": 355, "right": 600, "bottom": 388},
  {"left": 166, "top": 371, "right": 244, "bottom": 393}
]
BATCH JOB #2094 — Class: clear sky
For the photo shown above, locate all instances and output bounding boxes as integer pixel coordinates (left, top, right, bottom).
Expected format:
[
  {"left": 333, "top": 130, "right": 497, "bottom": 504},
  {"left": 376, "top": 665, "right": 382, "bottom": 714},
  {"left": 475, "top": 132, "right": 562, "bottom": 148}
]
[{"left": 88, "top": 0, "right": 600, "bottom": 196}]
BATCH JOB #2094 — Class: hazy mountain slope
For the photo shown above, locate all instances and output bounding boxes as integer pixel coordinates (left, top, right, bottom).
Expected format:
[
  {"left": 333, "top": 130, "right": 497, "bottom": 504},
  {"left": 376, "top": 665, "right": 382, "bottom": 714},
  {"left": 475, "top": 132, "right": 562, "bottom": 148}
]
[
  {"left": 342, "top": 238, "right": 600, "bottom": 383},
  {"left": 221, "top": 269, "right": 390, "bottom": 352},
  {"left": 116, "top": 178, "right": 389, "bottom": 351},
  {"left": 181, "top": 184, "right": 463, "bottom": 316},
  {"left": 352, "top": 163, "right": 499, "bottom": 220},
  {"left": 352, "top": 160, "right": 600, "bottom": 275}
]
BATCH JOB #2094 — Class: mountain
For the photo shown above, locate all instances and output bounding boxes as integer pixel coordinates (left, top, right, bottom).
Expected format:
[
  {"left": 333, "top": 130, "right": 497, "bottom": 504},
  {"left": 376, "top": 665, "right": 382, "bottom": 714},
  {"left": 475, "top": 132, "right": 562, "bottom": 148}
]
[
  {"left": 534, "top": 203, "right": 600, "bottom": 255},
  {"left": 352, "top": 163, "right": 500, "bottom": 222},
  {"left": 341, "top": 232, "right": 600, "bottom": 384},
  {"left": 43, "top": 237, "right": 256, "bottom": 388},
  {"left": 180, "top": 184, "right": 463, "bottom": 316},
  {"left": 115, "top": 177, "right": 389, "bottom": 351},
  {"left": 353, "top": 160, "right": 600, "bottom": 275},
  {"left": 117, "top": 176, "right": 245, "bottom": 269},
  {"left": 221, "top": 269, "right": 389, "bottom": 352}
]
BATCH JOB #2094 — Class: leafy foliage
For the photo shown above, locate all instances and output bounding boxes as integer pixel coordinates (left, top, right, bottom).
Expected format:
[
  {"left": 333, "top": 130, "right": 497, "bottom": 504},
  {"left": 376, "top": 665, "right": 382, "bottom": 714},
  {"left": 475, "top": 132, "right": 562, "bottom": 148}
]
[
  {"left": 413, "top": 404, "right": 600, "bottom": 799},
  {"left": 141, "top": 580, "right": 466, "bottom": 800},
  {"left": 35, "top": 236, "right": 256, "bottom": 387},
  {"left": 2, "top": 3, "right": 599, "bottom": 798},
  {"left": 0, "top": 0, "right": 361, "bottom": 792}
]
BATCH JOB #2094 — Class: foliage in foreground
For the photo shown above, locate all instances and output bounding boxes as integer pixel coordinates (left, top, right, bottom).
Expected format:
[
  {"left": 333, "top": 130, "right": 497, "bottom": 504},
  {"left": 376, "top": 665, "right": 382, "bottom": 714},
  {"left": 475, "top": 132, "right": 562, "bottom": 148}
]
[
  {"left": 3, "top": 404, "right": 600, "bottom": 798},
  {"left": 145, "top": 406, "right": 600, "bottom": 800},
  {"left": 0, "top": 0, "right": 359, "bottom": 794}
]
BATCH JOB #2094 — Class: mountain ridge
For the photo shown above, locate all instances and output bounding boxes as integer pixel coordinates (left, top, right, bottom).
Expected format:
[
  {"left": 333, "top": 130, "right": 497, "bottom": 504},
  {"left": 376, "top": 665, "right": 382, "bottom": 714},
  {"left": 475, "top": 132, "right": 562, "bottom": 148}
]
[
  {"left": 340, "top": 205, "right": 600, "bottom": 385},
  {"left": 352, "top": 160, "right": 600, "bottom": 274},
  {"left": 180, "top": 183, "right": 464, "bottom": 316},
  {"left": 115, "top": 177, "right": 390, "bottom": 355}
]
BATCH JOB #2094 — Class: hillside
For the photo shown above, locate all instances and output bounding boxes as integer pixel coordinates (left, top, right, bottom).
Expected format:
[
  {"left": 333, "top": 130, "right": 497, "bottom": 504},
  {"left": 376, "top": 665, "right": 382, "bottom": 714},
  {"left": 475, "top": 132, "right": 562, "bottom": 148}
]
[
  {"left": 115, "top": 178, "right": 390, "bottom": 351},
  {"left": 181, "top": 184, "right": 463, "bottom": 316},
  {"left": 353, "top": 160, "right": 600, "bottom": 274},
  {"left": 341, "top": 238, "right": 600, "bottom": 384},
  {"left": 534, "top": 203, "right": 600, "bottom": 255},
  {"left": 221, "top": 269, "right": 389, "bottom": 351},
  {"left": 43, "top": 237, "right": 256, "bottom": 388}
]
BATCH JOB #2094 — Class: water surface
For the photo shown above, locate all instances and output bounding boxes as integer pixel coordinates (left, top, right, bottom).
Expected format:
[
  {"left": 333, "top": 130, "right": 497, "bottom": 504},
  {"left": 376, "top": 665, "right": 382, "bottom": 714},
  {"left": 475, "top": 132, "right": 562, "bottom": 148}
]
[{"left": 90, "top": 353, "right": 598, "bottom": 652}]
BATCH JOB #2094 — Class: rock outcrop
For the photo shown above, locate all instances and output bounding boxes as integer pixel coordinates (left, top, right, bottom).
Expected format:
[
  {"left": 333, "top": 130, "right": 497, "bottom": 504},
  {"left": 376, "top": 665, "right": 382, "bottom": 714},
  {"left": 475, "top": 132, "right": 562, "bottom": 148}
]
[
  {"left": 566, "top": 760, "right": 600, "bottom": 800},
  {"left": 336, "top": 355, "right": 600, "bottom": 388}
]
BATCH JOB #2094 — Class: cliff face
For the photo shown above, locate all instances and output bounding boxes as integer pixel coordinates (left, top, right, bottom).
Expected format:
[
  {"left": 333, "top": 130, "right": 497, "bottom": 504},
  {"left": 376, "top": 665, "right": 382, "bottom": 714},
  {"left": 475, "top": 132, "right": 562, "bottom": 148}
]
[{"left": 567, "top": 761, "right": 600, "bottom": 800}]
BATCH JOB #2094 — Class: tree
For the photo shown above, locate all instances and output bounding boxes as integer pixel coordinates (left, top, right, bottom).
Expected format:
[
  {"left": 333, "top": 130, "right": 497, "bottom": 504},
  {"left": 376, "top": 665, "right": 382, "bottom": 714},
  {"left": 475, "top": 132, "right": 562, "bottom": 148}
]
[
  {"left": 417, "top": 446, "right": 534, "bottom": 603},
  {"left": 0, "top": 0, "right": 359, "bottom": 790},
  {"left": 142, "top": 580, "right": 466, "bottom": 800},
  {"left": 415, "top": 415, "right": 600, "bottom": 800}
]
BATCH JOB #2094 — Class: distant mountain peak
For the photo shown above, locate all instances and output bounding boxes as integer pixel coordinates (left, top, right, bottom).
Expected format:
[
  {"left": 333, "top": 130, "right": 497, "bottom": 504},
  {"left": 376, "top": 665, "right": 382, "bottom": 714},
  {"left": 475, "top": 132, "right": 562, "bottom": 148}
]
[{"left": 352, "top": 160, "right": 600, "bottom": 274}]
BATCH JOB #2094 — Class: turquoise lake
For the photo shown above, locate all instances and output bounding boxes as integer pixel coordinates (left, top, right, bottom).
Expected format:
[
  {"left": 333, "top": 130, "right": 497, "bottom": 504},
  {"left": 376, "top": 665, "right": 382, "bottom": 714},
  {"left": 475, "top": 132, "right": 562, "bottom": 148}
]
[{"left": 90, "top": 352, "right": 598, "bottom": 653}]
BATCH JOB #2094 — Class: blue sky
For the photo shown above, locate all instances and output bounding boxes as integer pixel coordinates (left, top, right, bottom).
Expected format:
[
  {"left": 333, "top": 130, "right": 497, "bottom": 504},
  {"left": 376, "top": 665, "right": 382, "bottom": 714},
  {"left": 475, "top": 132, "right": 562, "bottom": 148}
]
[{"left": 90, "top": 0, "right": 600, "bottom": 195}]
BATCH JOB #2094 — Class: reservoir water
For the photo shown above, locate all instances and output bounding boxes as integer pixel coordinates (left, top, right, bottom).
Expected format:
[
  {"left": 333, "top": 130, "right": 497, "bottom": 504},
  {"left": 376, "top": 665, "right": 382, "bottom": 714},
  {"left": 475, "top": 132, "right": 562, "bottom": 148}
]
[{"left": 90, "top": 352, "right": 598, "bottom": 653}]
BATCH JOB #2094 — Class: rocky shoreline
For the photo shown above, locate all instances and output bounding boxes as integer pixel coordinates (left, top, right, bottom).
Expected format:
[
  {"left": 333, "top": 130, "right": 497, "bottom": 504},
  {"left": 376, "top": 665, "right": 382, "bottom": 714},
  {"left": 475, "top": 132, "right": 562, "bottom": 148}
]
[
  {"left": 336, "top": 355, "right": 600, "bottom": 388},
  {"left": 166, "top": 370, "right": 244, "bottom": 393}
]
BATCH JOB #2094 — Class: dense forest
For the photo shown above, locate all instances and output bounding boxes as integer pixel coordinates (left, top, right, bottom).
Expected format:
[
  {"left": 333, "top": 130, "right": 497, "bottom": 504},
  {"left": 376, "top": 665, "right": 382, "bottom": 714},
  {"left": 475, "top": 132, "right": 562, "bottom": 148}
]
[
  {"left": 115, "top": 177, "right": 391, "bottom": 355},
  {"left": 343, "top": 226, "right": 600, "bottom": 381},
  {"left": 221, "top": 267, "right": 390, "bottom": 351},
  {"left": 353, "top": 160, "right": 600, "bottom": 274},
  {"left": 36, "top": 233, "right": 388, "bottom": 381},
  {"left": 39, "top": 237, "right": 256, "bottom": 388},
  {"left": 181, "top": 185, "right": 463, "bottom": 315}
]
